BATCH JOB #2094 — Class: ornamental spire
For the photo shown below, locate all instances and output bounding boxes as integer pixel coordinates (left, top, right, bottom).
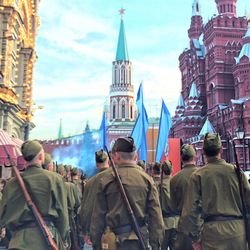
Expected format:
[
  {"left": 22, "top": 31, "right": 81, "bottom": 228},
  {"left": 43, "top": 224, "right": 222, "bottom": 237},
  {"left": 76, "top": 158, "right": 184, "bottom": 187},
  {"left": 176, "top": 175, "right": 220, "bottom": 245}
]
[
  {"left": 192, "top": 0, "right": 201, "bottom": 16},
  {"left": 116, "top": 8, "right": 129, "bottom": 61}
]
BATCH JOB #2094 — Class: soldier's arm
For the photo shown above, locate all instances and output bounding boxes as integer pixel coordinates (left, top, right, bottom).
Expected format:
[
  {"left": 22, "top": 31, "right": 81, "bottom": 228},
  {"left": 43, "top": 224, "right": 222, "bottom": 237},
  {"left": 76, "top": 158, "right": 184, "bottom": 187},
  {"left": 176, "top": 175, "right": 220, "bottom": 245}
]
[
  {"left": 90, "top": 181, "right": 107, "bottom": 249},
  {"left": 78, "top": 182, "right": 90, "bottom": 234},
  {"left": 147, "top": 180, "right": 164, "bottom": 250},
  {"left": 169, "top": 178, "right": 177, "bottom": 212},
  {"left": 53, "top": 177, "right": 70, "bottom": 241},
  {"left": 180, "top": 172, "right": 203, "bottom": 243},
  {"left": 0, "top": 185, "right": 8, "bottom": 227}
]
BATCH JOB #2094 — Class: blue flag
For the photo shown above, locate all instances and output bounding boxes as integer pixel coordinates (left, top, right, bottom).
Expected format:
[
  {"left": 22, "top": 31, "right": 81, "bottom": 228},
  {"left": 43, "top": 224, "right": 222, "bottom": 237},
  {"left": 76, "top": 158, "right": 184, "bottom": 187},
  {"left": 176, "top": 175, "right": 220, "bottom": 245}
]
[
  {"left": 131, "top": 82, "right": 149, "bottom": 162},
  {"left": 99, "top": 111, "right": 107, "bottom": 148},
  {"left": 155, "top": 99, "right": 172, "bottom": 162}
]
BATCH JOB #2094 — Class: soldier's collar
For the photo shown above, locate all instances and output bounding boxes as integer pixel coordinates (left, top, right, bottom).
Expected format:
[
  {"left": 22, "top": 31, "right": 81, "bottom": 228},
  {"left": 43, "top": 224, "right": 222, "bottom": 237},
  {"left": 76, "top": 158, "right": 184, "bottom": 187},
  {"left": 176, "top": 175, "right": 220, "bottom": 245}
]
[
  {"left": 183, "top": 163, "right": 196, "bottom": 168},
  {"left": 207, "top": 157, "right": 225, "bottom": 164}
]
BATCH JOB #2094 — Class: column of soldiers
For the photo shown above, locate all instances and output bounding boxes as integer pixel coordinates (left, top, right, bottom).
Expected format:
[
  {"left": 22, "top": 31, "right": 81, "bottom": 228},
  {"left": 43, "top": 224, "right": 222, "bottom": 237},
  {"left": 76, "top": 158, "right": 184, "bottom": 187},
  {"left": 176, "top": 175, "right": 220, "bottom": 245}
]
[{"left": 0, "top": 133, "right": 249, "bottom": 250}]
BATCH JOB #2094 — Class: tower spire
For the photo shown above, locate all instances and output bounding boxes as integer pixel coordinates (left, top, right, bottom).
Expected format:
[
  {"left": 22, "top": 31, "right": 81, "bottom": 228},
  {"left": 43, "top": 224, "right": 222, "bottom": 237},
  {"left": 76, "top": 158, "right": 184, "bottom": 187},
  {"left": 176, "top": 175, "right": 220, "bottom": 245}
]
[
  {"left": 58, "top": 118, "right": 63, "bottom": 140},
  {"left": 188, "top": 0, "right": 203, "bottom": 40},
  {"left": 116, "top": 8, "right": 129, "bottom": 61},
  {"left": 192, "top": 0, "right": 200, "bottom": 16},
  {"left": 109, "top": 9, "right": 135, "bottom": 123}
]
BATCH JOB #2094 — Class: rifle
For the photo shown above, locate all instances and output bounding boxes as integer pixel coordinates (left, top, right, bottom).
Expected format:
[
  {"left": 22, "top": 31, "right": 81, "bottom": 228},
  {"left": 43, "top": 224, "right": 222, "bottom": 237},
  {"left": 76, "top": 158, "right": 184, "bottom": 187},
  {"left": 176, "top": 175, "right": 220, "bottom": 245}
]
[
  {"left": 2, "top": 145, "right": 59, "bottom": 250},
  {"left": 69, "top": 211, "right": 80, "bottom": 250},
  {"left": 159, "top": 164, "right": 164, "bottom": 207},
  {"left": 232, "top": 139, "right": 250, "bottom": 249},
  {"left": 105, "top": 146, "right": 147, "bottom": 250}
]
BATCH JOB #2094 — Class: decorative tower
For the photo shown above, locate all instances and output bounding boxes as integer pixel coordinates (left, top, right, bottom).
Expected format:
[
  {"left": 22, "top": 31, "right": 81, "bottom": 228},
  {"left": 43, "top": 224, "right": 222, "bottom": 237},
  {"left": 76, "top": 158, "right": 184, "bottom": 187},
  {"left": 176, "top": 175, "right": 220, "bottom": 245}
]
[
  {"left": 109, "top": 9, "right": 135, "bottom": 122},
  {"left": 173, "top": 94, "right": 185, "bottom": 121},
  {"left": 203, "top": 0, "right": 247, "bottom": 117},
  {"left": 215, "top": 0, "right": 237, "bottom": 17},
  {"left": 188, "top": 0, "right": 203, "bottom": 40},
  {"left": 234, "top": 18, "right": 250, "bottom": 99}
]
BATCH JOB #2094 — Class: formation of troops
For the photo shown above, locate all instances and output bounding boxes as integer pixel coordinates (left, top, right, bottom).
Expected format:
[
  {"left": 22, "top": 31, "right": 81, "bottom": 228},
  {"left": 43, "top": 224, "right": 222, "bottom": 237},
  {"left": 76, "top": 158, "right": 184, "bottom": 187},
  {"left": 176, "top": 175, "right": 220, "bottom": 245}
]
[{"left": 0, "top": 132, "right": 249, "bottom": 250}]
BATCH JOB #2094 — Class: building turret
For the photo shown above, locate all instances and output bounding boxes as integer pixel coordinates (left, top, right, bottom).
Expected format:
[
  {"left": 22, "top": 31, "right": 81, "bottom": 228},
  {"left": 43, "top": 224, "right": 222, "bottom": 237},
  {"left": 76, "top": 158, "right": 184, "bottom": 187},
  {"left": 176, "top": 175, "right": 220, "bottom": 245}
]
[
  {"left": 184, "top": 82, "right": 203, "bottom": 117},
  {"left": 109, "top": 9, "right": 135, "bottom": 123},
  {"left": 233, "top": 18, "right": 250, "bottom": 99},
  {"left": 188, "top": 0, "right": 203, "bottom": 40},
  {"left": 173, "top": 93, "right": 185, "bottom": 120},
  {"left": 215, "top": 0, "right": 237, "bottom": 17}
]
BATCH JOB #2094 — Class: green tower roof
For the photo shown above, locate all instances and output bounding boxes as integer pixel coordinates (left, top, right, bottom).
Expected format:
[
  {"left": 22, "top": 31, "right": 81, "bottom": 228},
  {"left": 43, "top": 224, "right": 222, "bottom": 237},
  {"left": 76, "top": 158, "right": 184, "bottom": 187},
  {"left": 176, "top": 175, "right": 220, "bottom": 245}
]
[{"left": 116, "top": 18, "right": 129, "bottom": 61}]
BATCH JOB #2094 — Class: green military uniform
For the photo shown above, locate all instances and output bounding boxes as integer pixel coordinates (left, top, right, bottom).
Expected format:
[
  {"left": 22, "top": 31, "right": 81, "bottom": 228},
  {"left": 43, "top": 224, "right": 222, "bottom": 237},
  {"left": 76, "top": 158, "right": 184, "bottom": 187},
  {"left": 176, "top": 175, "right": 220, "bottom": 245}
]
[
  {"left": 180, "top": 133, "right": 250, "bottom": 250},
  {"left": 79, "top": 168, "right": 107, "bottom": 234},
  {"left": 0, "top": 140, "right": 69, "bottom": 250},
  {"left": 90, "top": 138, "right": 164, "bottom": 250},
  {"left": 170, "top": 144, "right": 198, "bottom": 250},
  {"left": 159, "top": 160, "right": 178, "bottom": 250},
  {"left": 71, "top": 178, "right": 84, "bottom": 201},
  {"left": 79, "top": 149, "right": 108, "bottom": 235}
]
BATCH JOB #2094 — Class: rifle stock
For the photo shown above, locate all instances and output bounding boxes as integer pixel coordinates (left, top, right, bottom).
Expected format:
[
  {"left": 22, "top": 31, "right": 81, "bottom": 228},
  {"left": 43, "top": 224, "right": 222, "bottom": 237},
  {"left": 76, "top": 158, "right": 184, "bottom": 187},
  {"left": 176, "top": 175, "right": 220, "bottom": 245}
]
[
  {"left": 232, "top": 140, "right": 250, "bottom": 249},
  {"left": 105, "top": 146, "right": 147, "bottom": 250},
  {"left": 2, "top": 145, "right": 59, "bottom": 250}
]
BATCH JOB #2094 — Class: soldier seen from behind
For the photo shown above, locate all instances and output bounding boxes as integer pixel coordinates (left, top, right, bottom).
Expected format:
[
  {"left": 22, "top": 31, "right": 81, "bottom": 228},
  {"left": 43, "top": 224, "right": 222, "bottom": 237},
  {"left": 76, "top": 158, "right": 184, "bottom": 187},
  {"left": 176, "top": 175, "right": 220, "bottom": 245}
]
[
  {"left": 79, "top": 149, "right": 109, "bottom": 245},
  {"left": 90, "top": 137, "right": 164, "bottom": 250},
  {"left": 170, "top": 144, "right": 198, "bottom": 250},
  {"left": 160, "top": 160, "right": 178, "bottom": 250},
  {"left": 0, "top": 140, "right": 69, "bottom": 250},
  {"left": 152, "top": 162, "right": 161, "bottom": 187},
  {"left": 181, "top": 133, "right": 250, "bottom": 250},
  {"left": 42, "top": 153, "right": 53, "bottom": 171}
]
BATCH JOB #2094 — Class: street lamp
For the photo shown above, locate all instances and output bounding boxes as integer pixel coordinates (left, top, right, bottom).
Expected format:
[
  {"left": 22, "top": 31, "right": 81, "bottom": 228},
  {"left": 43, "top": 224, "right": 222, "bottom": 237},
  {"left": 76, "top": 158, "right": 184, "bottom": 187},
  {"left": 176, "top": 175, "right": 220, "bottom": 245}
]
[
  {"left": 236, "top": 127, "right": 245, "bottom": 140},
  {"left": 235, "top": 126, "right": 246, "bottom": 170}
]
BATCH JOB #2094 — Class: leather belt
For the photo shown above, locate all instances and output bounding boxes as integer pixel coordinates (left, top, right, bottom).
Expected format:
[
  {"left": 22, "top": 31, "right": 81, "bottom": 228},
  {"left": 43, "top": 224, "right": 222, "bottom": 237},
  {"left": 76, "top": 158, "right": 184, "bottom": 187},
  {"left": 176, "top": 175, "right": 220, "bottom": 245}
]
[
  {"left": 14, "top": 217, "right": 55, "bottom": 232},
  {"left": 113, "top": 219, "right": 145, "bottom": 235},
  {"left": 162, "top": 211, "right": 180, "bottom": 218},
  {"left": 204, "top": 215, "right": 243, "bottom": 223}
]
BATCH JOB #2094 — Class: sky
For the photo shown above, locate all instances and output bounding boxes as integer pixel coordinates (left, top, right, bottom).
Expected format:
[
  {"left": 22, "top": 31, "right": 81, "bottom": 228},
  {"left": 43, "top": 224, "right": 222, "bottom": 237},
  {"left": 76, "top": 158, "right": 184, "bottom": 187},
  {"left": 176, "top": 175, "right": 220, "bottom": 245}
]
[{"left": 30, "top": 0, "right": 249, "bottom": 140}]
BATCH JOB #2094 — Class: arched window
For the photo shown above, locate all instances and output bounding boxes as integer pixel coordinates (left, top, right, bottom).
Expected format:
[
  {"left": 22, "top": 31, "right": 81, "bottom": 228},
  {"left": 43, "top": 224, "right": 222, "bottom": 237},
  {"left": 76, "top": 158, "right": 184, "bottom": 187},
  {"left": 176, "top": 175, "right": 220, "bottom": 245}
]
[
  {"left": 130, "top": 106, "right": 133, "bottom": 119},
  {"left": 113, "top": 105, "right": 116, "bottom": 119},
  {"left": 122, "top": 102, "right": 125, "bottom": 119}
]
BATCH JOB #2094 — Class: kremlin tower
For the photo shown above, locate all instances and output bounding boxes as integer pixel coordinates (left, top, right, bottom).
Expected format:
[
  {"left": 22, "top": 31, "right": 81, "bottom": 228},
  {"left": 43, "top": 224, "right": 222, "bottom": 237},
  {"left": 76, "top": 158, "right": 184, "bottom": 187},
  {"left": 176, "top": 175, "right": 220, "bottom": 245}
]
[{"left": 107, "top": 9, "right": 136, "bottom": 147}]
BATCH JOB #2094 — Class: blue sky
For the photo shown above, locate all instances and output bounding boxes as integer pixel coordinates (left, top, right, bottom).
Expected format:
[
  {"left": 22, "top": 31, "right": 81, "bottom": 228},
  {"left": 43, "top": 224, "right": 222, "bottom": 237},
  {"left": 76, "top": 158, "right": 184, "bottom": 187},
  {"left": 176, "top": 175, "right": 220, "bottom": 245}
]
[{"left": 30, "top": 0, "right": 248, "bottom": 140}]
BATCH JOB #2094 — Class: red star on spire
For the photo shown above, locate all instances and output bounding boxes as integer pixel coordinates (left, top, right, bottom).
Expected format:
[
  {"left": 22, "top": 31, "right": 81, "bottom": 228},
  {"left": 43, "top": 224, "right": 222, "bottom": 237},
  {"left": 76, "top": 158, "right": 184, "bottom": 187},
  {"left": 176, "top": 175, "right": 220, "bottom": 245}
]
[{"left": 119, "top": 8, "right": 126, "bottom": 16}]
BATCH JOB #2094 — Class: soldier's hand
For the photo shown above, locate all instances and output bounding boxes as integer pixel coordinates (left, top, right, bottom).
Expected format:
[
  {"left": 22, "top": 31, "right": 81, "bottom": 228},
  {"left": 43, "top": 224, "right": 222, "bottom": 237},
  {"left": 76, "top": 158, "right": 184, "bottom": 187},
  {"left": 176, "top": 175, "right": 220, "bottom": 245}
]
[
  {"left": 0, "top": 228, "right": 6, "bottom": 239},
  {"left": 192, "top": 241, "right": 201, "bottom": 250},
  {"left": 84, "top": 235, "right": 92, "bottom": 245}
]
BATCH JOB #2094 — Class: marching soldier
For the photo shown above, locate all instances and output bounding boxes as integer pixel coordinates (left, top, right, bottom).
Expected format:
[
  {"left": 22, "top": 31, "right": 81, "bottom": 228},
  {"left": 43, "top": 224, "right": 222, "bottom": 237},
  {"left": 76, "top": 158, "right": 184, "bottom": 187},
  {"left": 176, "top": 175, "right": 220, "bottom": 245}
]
[
  {"left": 181, "top": 133, "right": 250, "bottom": 250},
  {"left": 79, "top": 149, "right": 109, "bottom": 241},
  {"left": 137, "top": 160, "right": 146, "bottom": 171},
  {"left": 42, "top": 153, "right": 54, "bottom": 171},
  {"left": 90, "top": 137, "right": 164, "bottom": 250},
  {"left": 71, "top": 167, "right": 84, "bottom": 200},
  {"left": 160, "top": 160, "right": 178, "bottom": 250},
  {"left": 152, "top": 162, "right": 161, "bottom": 187},
  {"left": 0, "top": 140, "right": 69, "bottom": 250},
  {"left": 170, "top": 144, "right": 198, "bottom": 250}
]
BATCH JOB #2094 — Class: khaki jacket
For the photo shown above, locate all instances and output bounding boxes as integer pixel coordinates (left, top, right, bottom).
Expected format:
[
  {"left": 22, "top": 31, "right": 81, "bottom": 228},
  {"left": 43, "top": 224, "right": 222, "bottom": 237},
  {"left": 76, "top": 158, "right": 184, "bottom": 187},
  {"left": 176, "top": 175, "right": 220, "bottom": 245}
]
[
  {"left": 180, "top": 158, "right": 250, "bottom": 247},
  {"left": 79, "top": 168, "right": 107, "bottom": 234},
  {"left": 0, "top": 164, "right": 69, "bottom": 250},
  {"left": 90, "top": 163, "right": 164, "bottom": 250}
]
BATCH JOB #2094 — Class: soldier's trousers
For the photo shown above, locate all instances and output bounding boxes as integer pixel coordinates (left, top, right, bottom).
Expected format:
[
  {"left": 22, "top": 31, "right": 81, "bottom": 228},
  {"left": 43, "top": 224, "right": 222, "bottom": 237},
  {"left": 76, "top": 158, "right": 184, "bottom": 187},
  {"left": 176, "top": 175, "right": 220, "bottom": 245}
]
[
  {"left": 173, "top": 231, "right": 193, "bottom": 250},
  {"left": 161, "top": 228, "right": 177, "bottom": 250}
]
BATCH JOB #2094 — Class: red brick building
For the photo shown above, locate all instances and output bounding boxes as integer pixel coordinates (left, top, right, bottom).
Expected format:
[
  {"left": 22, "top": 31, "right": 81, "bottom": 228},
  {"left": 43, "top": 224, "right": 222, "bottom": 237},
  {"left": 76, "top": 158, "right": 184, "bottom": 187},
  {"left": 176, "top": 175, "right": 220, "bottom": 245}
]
[{"left": 171, "top": 0, "right": 250, "bottom": 169}]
